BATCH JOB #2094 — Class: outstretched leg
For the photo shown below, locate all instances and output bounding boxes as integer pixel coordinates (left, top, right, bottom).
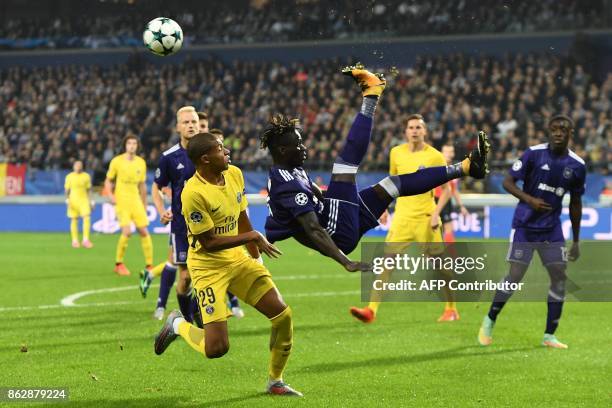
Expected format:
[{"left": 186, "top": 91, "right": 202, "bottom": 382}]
[
  {"left": 331, "top": 64, "right": 386, "bottom": 184},
  {"left": 359, "top": 130, "right": 491, "bottom": 220}
]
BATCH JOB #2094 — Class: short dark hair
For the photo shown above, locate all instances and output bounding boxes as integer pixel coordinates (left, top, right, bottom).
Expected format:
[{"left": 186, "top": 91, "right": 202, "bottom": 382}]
[
  {"left": 549, "top": 114, "right": 574, "bottom": 129},
  {"left": 197, "top": 111, "right": 208, "bottom": 121},
  {"left": 209, "top": 128, "right": 223, "bottom": 137},
  {"left": 122, "top": 134, "right": 140, "bottom": 152},
  {"left": 261, "top": 114, "right": 301, "bottom": 151},
  {"left": 186, "top": 132, "right": 219, "bottom": 165}
]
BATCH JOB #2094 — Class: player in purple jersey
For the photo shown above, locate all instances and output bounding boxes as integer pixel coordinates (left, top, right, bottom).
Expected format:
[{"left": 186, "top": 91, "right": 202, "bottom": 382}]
[
  {"left": 478, "top": 115, "right": 586, "bottom": 349},
  {"left": 261, "top": 64, "right": 490, "bottom": 272}
]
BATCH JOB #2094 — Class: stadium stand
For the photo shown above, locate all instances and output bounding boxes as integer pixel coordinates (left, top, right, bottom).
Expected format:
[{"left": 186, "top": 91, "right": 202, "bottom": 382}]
[
  {"left": 0, "top": 0, "right": 609, "bottom": 49},
  {"left": 0, "top": 53, "right": 610, "bottom": 185}
]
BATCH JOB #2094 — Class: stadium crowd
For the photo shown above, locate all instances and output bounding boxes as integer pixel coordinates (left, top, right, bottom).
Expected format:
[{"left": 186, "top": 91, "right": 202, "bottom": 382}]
[
  {"left": 0, "top": 52, "right": 610, "bottom": 184},
  {"left": 1, "top": 0, "right": 608, "bottom": 49}
]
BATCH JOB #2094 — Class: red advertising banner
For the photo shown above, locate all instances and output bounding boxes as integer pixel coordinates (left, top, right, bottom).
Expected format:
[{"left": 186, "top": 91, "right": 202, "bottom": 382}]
[{"left": 4, "top": 164, "right": 26, "bottom": 196}]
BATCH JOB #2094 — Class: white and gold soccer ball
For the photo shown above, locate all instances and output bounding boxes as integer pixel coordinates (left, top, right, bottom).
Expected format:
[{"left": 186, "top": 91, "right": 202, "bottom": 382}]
[{"left": 143, "top": 17, "right": 183, "bottom": 57}]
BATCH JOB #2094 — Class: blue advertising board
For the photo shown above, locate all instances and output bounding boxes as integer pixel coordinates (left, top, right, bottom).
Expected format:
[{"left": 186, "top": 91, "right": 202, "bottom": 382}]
[{"left": 1, "top": 203, "right": 610, "bottom": 241}]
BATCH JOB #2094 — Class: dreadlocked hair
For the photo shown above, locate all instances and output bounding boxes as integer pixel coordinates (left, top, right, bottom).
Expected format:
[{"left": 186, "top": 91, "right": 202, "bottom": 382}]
[{"left": 260, "top": 114, "right": 301, "bottom": 150}]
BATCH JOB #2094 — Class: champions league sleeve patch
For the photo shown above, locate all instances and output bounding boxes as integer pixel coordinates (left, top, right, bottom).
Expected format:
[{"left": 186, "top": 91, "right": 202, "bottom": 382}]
[
  {"left": 190, "top": 211, "right": 203, "bottom": 223},
  {"left": 512, "top": 160, "right": 522, "bottom": 171},
  {"left": 155, "top": 168, "right": 161, "bottom": 179},
  {"left": 295, "top": 192, "right": 309, "bottom": 206}
]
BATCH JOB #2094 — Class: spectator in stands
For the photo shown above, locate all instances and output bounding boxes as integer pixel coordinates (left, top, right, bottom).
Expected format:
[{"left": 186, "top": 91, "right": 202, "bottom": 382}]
[
  {"left": 0, "top": 52, "right": 609, "bottom": 193},
  {"left": 0, "top": 0, "right": 609, "bottom": 50}
]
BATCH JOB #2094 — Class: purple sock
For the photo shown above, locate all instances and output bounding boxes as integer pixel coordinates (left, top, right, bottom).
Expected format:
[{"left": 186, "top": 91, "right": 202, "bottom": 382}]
[
  {"left": 228, "top": 292, "right": 239, "bottom": 308},
  {"left": 156, "top": 264, "right": 177, "bottom": 309},
  {"left": 337, "top": 113, "right": 372, "bottom": 166},
  {"left": 177, "top": 292, "right": 193, "bottom": 322},
  {"left": 392, "top": 166, "right": 449, "bottom": 196},
  {"left": 359, "top": 186, "right": 390, "bottom": 220}
]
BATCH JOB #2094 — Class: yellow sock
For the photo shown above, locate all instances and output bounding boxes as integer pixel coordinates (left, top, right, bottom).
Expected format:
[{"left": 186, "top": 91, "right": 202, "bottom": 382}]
[
  {"left": 445, "top": 301, "right": 457, "bottom": 311},
  {"left": 82, "top": 216, "right": 91, "bottom": 241},
  {"left": 269, "top": 307, "right": 293, "bottom": 381},
  {"left": 115, "top": 234, "right": 129, "bottom": 263},
  {"left": 150, "top": 262, "right": 166, "bottom": 278},
  {"left": 140, "top": 234, "right": 154, "bottom": 266},
  {"left": 70, "top": 218, "right": 79, "bottom": 242},
  {"left": 177, "top": 321, "right": 206, "bottom": 355},
  {"left": 461, "top": 158, "right": 470, "bottom": 175},
  {"left": 368, "top": 301, "right": 380, "bottom": 314}
]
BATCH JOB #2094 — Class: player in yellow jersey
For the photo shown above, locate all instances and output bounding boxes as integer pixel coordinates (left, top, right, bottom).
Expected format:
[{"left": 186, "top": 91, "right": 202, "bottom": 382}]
[
  {"left": 104, "top": 134, "right": 154, "bottom": 276},
  {"left": 154, "top": 132, "right": 302, "bottom": 397},
  {"left": 350, "top": 114, "right": 460, "bottom": 323},
  {"left": 144, "top": 111, "right": 209, "bottom": 320},
  {"left": 64, "top": 160, "right": 94, "bottom": 248}
]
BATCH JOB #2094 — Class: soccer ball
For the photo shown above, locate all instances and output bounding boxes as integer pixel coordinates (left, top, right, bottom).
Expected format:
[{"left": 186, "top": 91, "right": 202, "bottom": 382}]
[{"left": 143, "top": 17, "right": 183, "bottom": 57}]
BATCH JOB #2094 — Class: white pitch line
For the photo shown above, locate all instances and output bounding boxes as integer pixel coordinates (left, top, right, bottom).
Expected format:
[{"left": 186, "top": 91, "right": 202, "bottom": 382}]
[{"left": 0, "top": 274, "right": 357, "bottom": 312}]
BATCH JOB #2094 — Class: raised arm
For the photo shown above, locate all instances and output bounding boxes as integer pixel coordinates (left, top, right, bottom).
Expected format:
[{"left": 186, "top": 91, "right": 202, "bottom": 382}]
[{"left": 295, "top": 211, "right": 368, "bottom": 272}]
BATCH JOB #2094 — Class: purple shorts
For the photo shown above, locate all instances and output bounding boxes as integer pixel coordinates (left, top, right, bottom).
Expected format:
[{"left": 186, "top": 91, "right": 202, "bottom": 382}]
[
  {"left": 168, "top": 227, "right": 189, "bottom": 265},
  {"left": 506, "top": 224, "right": 567, "bottom": 266}
]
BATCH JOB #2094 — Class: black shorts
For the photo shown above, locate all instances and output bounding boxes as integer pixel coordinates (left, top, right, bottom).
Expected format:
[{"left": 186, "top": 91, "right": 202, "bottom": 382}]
[{"left": 435, "top": 197, "right": 453, "bottom": 224}]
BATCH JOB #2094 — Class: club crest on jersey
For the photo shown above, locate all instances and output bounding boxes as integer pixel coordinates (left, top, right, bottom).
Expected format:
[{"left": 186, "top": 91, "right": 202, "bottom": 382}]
[
  {"left": 514, "top": 249, "right": 523, "bottom": 259},
  {"left": 190, "top": 211, "right": 203, "bottom": 223},
  {"left": 236, "top": 192, "right": 242, "bottom": 203},
  {"left": 555, "top": 187, "right": 565, "bottom": 197},
  {"left": 512, "top": 160, "right": 522, "bottom": 171},
  {"left": 563, "top": 167, "right": 573, "bottom": 179},
  {"left": 205, "top": 305, "right": 215, "bottom": 315},
  {"left": 295, "top": 193, "right": 308, "bottom": 206}
]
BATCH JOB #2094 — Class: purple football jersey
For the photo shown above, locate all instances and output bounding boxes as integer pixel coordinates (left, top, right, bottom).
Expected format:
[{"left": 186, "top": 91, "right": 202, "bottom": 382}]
[{"left": 509, "top": 143, "right": 586, "bottom": 230}]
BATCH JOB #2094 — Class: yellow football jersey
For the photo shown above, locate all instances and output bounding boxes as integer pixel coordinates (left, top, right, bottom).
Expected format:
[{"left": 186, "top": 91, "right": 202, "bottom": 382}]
[
  {"left": 389, "top": 143, "right": 446, "bottom": 219},
  {"left": 106, "top": 154, "right": 146, "bottom": 203},
  {"left": 182, "top": 165, "right": 249, "bottom": 268},
  {"left": 64, "top": 172, "right": 91, "bottom": 203}
]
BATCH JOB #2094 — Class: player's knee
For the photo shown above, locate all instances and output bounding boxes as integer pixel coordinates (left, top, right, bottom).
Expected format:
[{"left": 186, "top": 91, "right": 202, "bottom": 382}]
[
  {"left": 138, "top": 229, "right": 148, "bottom": 237},
  {"left": 509, "top": 264, "right": 527, "bottom": 282},
  {"left": 547, "top": 264, "right": 567, "bottom": 283},
  {"left": 205, "top": 341, "right": 229, "bottom": 359}
]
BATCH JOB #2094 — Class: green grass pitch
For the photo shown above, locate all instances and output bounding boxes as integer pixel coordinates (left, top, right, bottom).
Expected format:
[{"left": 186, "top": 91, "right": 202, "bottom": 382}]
[{"left": 1, "top": 233, "right": 611, "bottom": 407}]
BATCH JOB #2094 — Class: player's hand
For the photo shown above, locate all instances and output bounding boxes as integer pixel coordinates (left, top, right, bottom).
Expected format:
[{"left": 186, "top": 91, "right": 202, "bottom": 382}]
[
  {"left": 160, "top": 209, "right": 173, "bottom": 225},
  {"left": 378, "top": 210, "right": 389, "bottom": 225},
  {"left": 252, "top": 231, "right": 282, "bottom": 258},
  {"left": 344, "top": 260, "right": 371, "bottom": 273},
  {"left": 430, "top": 214, "right": 440, "bottom": 230},
  {"left": 527, "top": 197, "right": 553, "bottom": 212},
  {"left": 109, "top": 195, "right": 116, "bottom": 205},
  {"left": 568, "top": 241, "right": 580, "bottom": 261},
  {"left": 460, "top": 205, "right": 469, "bottom": 216}
]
